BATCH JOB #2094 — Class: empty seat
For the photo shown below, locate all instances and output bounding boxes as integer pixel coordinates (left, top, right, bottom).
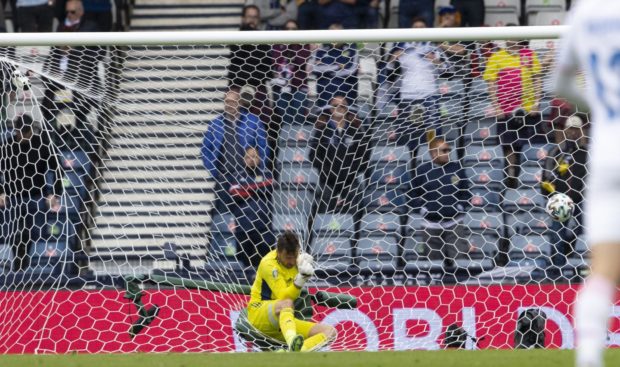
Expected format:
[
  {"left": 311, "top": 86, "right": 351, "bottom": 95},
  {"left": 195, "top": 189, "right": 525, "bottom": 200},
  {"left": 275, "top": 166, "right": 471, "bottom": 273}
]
[
  {"left": 370, "top": 145, "right": 410, "bottom": 166},
  {"left": 519, "top": 165, "right": 543, "bottom": 186},
  {"left": 361, "top": 213, "right": 401, "bottom": 235},
  {"left": 312, "top": 213, "right": 355, "bottom": 236},
  {"left": 502, "top": 188, "right": 546, "bottom": 212},
  {"left": 211, "top": 213, "right": 236, "bottom": 235},
  {"left": 310, "top": 235, "right": 352, "bottom": 273},
  {"left": 437, "top": 79, "right": 466, "bottom": 97},
  {"left": 463, "top": 144, "right": 504, "bottom": 167},
  {"left": 464, "top": 119, "right": 499, "bottom": 145},
  {"left": 467, "top": 164, "right": 504, "bottom": 189},
  {"left": 40, "top": 219, "right": 76, "bottom": 243},
  {"left": 468, "top": 95, "right": 495, "bottom": 120},
  {"left": 522, "top": 144, "right": 553, "bottom": 167},
  {"left": 272, "top": 214, "right": 308, "bottom": 237},
  {"left": 533, "top": 11, "right": 566, "bottom": 26},
  {"left": 209, "top": 233, "right": 237, "bottom": 259},
  {"left": 463, "top": 211, "right": 503, "bottom": 235},
  {"left": 29, "top": 241, "right": 69, "bottom": 275},
  {"left": 510, "top": 210, "right": 551, "bottom": 235},
  {"left": 273, "top": 188, "right": 315, "bottom": 215},
  {"left": 469, "top": 187, "right": 501, "bottom": 211},
  {"left": 278, "top": 146, "right": 311, "bottom": 167},
  {"left": 484, "top": 11, "right": 520, "bottom": 27},
  {"left": 525, "top": 0, "right": 565, "bottom": 13},
  {"left": 368, "top": 163, "right": 411, "bottom": 188},
  {"left": 0, "top": 243, "right": 12, "bottom": 271},
  {"left": 466, "top": 232, "right": 500, "bottom": 256},
  {"left": 60, "top": 150, "right": 92, "bottom": 174},
  {"left": 415, "top": 143, "right": 458, "bottom": 164},
  {"left": 484, "top": 0, "right": 520, "bottom": 13},
  {"left": 365, "top": 187, "right": 408, "bottom": 214},
  {"left": 510, "top": 234, "right": 550, "bottom": 259},
  {"left": 357, "top": 235, "right": 399, "bottom": 273},
  {"left": 278, "top": 124, "right": 313, "bottom": 146},
  {"left": 279, "top": 166, "right": 319, "bottom": 188}
]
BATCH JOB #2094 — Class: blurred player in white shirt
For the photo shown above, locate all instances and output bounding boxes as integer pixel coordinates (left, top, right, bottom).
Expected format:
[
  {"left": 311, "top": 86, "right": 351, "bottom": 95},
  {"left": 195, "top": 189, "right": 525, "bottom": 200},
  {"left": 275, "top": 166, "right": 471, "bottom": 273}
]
[{"left": 556, "top": 1, "right": 620, "bottom": 366}]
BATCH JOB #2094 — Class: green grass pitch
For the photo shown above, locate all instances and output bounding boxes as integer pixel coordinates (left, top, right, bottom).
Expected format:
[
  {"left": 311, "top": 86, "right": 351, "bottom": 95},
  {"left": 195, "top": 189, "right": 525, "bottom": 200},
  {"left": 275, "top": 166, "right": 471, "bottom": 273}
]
[{"left": 2, "top": 349, "right": 620, "bottom": 367}]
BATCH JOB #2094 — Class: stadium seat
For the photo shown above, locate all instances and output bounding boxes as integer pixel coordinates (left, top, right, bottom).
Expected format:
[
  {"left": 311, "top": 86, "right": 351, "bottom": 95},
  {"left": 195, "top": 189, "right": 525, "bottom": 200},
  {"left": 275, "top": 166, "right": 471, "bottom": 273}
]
[
  {"left": 463, "top": 118, "right": 498, "bottom": 145},
  {"left": 466, "top": 164, "right": 504, "bottom": 190},
  {"left": 278, "top": 146, "right": 311, "bottom": 167},
  {"left": 0, "top": 244, "right": 12, "bottom": 272},
  {"left": 519, "top": 165, "right": 543, "bottom": 186},
  {"left": 463, "top": 211, "right": 503, "bottom": 235},
  {"left": 509, "top": 234, "right": 550, "bottom": 259},
  {"left": 415, "top": 143, "right": 458, "bottom": 164},
  {"left": 310, "top": 235, "right": 352, "bottom": 273},
  {"left": 437, "top": 79, "right": 466, "bottom": 97},
  {"left": 357, "top": 235, "right": 399, "bottom": 274},
  {"left": 525, "top": 0, "right": 565, "bottom": 13},
  {"left": 502, "top": 188, "right": 546, "bottom": 212},
  {"left": 469, "top": 187, "right": 501, "bottom": 212},
  {"left": 405, "top": 212, "right": 425, "bottom": 234},
  {"left": 367, "top": 163, "right": 411, "bottom": 189},
  {"left": 365, "top": 187, "right": 408, "bottom": 214},
  {"left": 208, "top": 232, "right": 237, "bottom": 259},
  {"left": 370, "top": 145, "right": 411, "bottom": 166},
  {"left": 533, "top": 11, "right": 566, "bottom": 26},
  {"left": 279, "top": 166, "right": 319, "bottom": 189},
  {"left": 484, "top": 11, "right": 520, "bottom": 27},
  {"left": 60, "top": 149, "right": 93, "bottom": 174},
  {"left": 468, "top": 78, "right": 489, "bottom": 97},
  {"left": 463, "top": 144, "right": 504, "bottom": 167},
  {"left": 62, "top": 171, "right": 89, "bottom": 198},
  {"left": 278, "top": 124, "right": 314, "bottom": 147},
  {"left": 484, "top": 0, "right": 521, "bottom": 14},
  {"left": 211, "top": 213, "right": 236, "bottom": 235},
  {"left": 40, "top": 219, "right": 76, "bottom": 243},
  {"left": 360, "top": 213, "right": 401, "bottom": 236},
  {"left": 312, "top": 213, "right": 355, "bottom": 236},
  {"left": 273, "top": 188, "right": 315, "bottom": 215},
  {"left": 466, "top": 232, "right": 500, "bottom": 256},
  {"left": 505, "top": 210, "right": 551, "bottom": 235},
  {"left": 29, "top": 241, "right": 69, "bottom": 276},
  {"left": 272, "top": 213, "right": 308, "bottom": 237},
  {"left": 402, "top": 236, "right": 444, "bottom": 274},
  {"left": 522, "top": 143, "right": 553, "bottom": 167}
]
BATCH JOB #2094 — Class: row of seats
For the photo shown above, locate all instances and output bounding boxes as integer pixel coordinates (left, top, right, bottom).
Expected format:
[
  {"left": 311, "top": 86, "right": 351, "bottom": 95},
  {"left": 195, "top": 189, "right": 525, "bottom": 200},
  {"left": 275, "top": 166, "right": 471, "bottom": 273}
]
[{"left": 0, "top": 149, "right": 93, "bottom": 275}]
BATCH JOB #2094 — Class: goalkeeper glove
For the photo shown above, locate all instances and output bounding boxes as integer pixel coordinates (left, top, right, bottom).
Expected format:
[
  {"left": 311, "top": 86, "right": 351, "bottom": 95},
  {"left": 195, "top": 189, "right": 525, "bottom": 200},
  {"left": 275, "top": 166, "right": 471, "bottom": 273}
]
[
  {"left": 294, "top": 252, "right": 315, "bottom": 288},
  {"left": 11, "top": 69, "right": 30, "bottom": 91}
]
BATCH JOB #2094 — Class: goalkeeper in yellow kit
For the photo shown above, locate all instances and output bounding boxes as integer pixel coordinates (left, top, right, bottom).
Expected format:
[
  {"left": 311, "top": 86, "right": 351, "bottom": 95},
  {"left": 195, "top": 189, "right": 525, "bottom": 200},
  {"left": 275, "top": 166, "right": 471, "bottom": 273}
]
[{"left": 247, "top": 231, "right": 336, "bottom": 352}]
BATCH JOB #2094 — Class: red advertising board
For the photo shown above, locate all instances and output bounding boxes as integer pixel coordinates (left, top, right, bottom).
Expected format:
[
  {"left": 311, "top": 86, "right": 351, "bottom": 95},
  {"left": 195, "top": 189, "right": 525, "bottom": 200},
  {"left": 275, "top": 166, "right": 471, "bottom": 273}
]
[{"left": 0, "top": 284, "right": 618, "bottom": 353}]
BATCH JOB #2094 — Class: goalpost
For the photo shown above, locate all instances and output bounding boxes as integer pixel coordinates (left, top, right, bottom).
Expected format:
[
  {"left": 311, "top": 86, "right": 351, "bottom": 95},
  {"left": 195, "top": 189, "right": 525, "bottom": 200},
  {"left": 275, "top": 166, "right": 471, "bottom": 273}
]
[{"left": 0, "top": 25, "right": 596, "bottom": 353}]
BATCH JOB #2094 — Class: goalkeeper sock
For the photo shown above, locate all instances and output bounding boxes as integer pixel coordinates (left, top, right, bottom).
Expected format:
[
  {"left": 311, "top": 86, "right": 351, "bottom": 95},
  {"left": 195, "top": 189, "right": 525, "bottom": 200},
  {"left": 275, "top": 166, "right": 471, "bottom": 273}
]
[
  {"left": 279, "top": 307, "right": 297, "bottom": 345},
  {"left": 301, "top": 332, "right": 327, "bottom": 352},
  {"left": 575, "top": 274, "right": 614, "bottom": 367}
]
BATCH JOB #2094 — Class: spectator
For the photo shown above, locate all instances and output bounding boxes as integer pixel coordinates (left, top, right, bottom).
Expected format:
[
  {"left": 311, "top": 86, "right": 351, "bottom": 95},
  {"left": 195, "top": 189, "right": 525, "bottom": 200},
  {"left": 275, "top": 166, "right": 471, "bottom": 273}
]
[
  {"left": 40, "top": 0, "right": 100, "bottom": 151},
  {"left": 355, "top": 0, "right": 380, "bottom": 29},
  {"left": 0, "top": 114, "right": 62, "bottom": 271},
  {"left": 310, "top": 23, "right": 359, "bottom": 108},
  {"left": 297, "top": 0, "right": 320, "bottom": 29},
  {"left": 16, "top": 0, "right": 54, "bottom": 32},
  {"left": 540, "top": 115, "right": 588, "bottom": 269},
  {"left": 271, "top": 20, "right": 311, "bottom": 126},
  {"left": 450, "top": 0, "right": 484, "bottom": 27},
  {"left": 228, "top": 5, "right": 274, "bottom": 169},
  {"left": 246, "top": 0, "right": 297, "bottom": 29},
  {"left": 483, "top": 36, "right": 542, "bottom": 188},
  {"left": 409, "top": 137, "right": 471, "bottom": 268},
  {"left": 230, "top": 146, "right": 276, "bottom": 270},
  {"left": 318, "top": 0, "right": 357, "bottom": 29},
  {"left": 308, "top": 95, "right": 369, "bottom": 216},
  {"left": 436, "top": 6, "right": 471, "bottom": 79},
  {"left": 382, "top": 17, "right": 447, "bottom": 151},
  {"left": 201, "top": 89, "right": 268, "bottom": 214},
  {"left": 398, "top": 0, "right": 433, "bottom": 29},
  {"left": 82, "top": 0, "right": 113, "bottom": 31}
]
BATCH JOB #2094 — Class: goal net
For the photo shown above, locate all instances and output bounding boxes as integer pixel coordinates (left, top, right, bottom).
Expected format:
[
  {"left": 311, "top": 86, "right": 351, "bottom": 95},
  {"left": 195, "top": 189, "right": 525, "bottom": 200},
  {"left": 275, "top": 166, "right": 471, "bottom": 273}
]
[{"left": 0, "top": 27, "right": 600, "bottom": 353}]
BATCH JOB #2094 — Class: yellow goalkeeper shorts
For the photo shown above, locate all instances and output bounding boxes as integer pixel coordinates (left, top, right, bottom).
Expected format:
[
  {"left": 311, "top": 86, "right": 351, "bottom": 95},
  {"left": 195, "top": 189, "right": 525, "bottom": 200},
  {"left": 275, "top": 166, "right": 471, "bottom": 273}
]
[{"left": 247, "top": 301, "right": 316, "bottom": 342}]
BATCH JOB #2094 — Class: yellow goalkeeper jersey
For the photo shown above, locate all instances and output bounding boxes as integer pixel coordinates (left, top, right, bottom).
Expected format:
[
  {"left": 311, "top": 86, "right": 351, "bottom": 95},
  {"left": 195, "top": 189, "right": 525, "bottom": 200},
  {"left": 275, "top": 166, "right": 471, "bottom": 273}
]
[{"left": 249, "top": 250, "right": 302, "bottom": 305}]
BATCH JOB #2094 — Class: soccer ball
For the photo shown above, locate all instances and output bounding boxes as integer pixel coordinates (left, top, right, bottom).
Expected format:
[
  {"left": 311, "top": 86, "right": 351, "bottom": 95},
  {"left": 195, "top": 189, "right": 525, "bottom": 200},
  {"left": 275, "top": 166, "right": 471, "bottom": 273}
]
[{"left": 545, "top": 193, "right": 574, "bottom": 223}]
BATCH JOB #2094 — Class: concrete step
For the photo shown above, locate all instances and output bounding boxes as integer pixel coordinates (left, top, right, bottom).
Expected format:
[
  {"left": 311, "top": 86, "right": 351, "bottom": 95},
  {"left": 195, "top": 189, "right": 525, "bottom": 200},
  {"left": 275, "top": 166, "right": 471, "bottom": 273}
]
[
  {"left": 96, "top": 214, "right": 211, "bottom": 225},
  {"left": 131, "top": 16, "right": 239, "bottom": 28},
  {"left": 92, "top": 224, "right": 207, "bottom": 236}
]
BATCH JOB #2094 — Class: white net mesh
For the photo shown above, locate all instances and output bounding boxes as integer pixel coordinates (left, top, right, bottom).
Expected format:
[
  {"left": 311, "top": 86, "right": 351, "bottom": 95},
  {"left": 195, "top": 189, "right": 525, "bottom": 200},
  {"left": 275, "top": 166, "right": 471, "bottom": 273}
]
[{"left": 0, "top": 31, "right": 591, "bottom": 352}]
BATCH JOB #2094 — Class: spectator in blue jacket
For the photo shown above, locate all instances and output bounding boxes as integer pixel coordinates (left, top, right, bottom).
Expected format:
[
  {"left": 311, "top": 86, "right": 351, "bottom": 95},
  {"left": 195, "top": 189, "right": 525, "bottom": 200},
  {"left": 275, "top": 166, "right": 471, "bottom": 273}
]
[
  {"left": 310, "top": 23, "right": 359, "bottom": 108},
  {"left": 410, "top": 137, "right": 471, "bottom": 268},
  {"left": 201, "top": 89, "right": 268, "bottom": 213},
  {"left": 230, "top": 146, "right": 275, "bottom": 270}
]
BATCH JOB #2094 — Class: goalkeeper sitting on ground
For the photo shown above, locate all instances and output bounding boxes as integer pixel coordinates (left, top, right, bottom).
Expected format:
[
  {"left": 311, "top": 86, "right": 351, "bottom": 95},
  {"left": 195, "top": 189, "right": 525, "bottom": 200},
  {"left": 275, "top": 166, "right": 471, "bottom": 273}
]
[{"left": 247, "top": 231, "right": 336, "bottom": 351}]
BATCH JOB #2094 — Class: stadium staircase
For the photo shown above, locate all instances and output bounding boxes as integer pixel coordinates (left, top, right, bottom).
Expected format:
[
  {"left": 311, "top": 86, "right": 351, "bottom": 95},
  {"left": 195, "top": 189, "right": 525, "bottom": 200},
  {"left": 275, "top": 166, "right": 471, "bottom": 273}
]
[{"left": 89, "top": 0, "right": 243, "bottom": 275}]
